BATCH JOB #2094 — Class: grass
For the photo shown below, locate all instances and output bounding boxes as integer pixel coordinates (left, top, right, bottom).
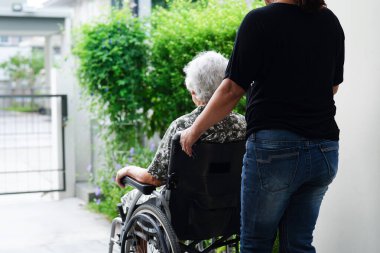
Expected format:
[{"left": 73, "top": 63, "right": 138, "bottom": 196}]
[{"left": 4, "top": 106, "right": 39, "bottom": 113}]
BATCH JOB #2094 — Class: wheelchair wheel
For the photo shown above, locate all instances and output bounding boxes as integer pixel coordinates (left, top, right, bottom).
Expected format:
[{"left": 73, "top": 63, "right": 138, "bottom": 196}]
[{"left": 122, "top": 204, "right": 180, "bottom": 253}]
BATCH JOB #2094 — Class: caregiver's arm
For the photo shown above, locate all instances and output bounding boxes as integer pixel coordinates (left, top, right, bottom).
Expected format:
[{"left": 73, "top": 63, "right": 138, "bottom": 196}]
[{"left": 180, "top": 78, "right": 245, "bottom": 156}]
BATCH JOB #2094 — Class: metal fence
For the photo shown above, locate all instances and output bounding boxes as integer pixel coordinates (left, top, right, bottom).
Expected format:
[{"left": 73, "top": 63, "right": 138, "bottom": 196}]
[{"left": 0, "top": 95, "right": 67, "bottom": 195}]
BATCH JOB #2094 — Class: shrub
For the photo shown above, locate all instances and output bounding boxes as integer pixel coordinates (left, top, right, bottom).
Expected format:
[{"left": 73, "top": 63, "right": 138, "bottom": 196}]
[
  {"left": 0, "top": 51, "right": 44, "bottom": 90},
  {"left": 73, "top": 9, "right": 151, "bottom": 218},
  {"left": 146, "top": 0, "right": 261, "bottom": 136},
  {"left": 88, "top": 146, "right": 156, "bottom": 220},
  {"left": 73, "top": 9, "right": 149, "bottom": 148}
]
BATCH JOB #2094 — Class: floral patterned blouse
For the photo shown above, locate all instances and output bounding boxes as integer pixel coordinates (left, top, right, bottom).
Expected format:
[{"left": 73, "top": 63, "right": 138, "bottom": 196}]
[{"left": 147, "top": 106, "right": 246, "bottom": 182}]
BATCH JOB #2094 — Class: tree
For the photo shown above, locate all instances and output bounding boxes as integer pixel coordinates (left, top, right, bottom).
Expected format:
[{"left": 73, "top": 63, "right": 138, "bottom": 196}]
[{"left": 0, "top": 51, "right": 44, "bottom": 93}]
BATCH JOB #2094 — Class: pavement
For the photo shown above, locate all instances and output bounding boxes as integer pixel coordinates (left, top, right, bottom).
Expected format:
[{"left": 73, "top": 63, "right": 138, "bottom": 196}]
[{"left": 0, "top": 195, "right": 112, "bottom": 253}]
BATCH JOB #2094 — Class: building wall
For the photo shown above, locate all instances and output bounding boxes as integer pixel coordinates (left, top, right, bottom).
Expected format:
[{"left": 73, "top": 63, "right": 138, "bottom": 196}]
[
  {"left": 65, "top": 0, "right": 111, "bottom": 184},
  {"left": 314, "top": 1, "right": 380, "bottom": 252},
  {"left": 72, "top": 0, "right": 110, "bottom": 26}
]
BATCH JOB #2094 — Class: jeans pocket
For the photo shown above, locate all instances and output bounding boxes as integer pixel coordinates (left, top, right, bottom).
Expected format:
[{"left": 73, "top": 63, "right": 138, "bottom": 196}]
[
  {"left": 255, "top": 147, "right": 299, "bottom": 193},
  {"left": 319, "top": 142, "right": 339, "bottom": 182}
]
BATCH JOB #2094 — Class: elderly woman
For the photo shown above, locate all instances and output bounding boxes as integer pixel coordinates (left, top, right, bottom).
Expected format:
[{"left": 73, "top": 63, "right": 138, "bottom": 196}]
[{"left": 115, "top": 51, "right": 246, "bottom": 194}]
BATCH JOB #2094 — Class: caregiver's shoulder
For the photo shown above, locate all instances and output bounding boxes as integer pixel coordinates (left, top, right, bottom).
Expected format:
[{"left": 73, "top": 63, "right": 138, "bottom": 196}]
[
  {"left": 241, "top": 4, "right": 282, "bottom": 24},
  {"left": 243, "top": 5, "right": 271, "bottom": 21}
]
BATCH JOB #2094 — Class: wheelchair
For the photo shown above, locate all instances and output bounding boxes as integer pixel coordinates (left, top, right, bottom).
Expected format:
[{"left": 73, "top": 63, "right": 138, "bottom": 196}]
[{"left": 109, "top": 133, "right": 245, "bottom": 253}]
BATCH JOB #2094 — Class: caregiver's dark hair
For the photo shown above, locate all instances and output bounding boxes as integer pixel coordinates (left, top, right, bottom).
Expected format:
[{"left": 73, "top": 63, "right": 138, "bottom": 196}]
[{"left": 298, "top": 0, "right": 327, "bottom": 11}]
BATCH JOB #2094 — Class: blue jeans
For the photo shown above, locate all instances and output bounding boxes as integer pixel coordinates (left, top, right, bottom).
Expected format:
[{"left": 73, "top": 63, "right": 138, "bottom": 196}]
[{"left": 240, "top": 130, "right": 339, "bottom": 253}]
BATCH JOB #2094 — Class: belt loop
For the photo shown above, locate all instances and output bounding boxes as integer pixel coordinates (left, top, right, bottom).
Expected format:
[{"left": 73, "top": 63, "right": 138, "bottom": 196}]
[{"left": 252, "top": 132, "right": 256, "bottom": 141}]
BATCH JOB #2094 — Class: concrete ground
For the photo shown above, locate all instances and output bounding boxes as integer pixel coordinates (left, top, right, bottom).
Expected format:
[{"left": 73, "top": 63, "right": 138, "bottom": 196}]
[{"left": 0, "top": 195, "right": 112, "bottom": 253}]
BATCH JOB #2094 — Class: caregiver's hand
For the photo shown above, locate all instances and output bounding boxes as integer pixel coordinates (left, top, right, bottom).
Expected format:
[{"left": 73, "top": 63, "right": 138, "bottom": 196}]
[
  {"left": 180, "top": 127, "right": 201, "bottom": 157},
  {"left": 180, "top": 79, "right": 245, "bottom": 157}
]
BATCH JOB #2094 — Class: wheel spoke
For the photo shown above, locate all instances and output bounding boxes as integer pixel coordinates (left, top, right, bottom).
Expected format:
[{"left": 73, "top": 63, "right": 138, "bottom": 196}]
[{"left": 122, "top": 204, "right": 180, "bottom": 253}]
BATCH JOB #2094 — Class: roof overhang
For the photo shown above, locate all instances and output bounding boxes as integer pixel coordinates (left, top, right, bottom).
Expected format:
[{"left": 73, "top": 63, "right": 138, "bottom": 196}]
[
  {"left": 0, "top": 7, "right": 71, "bottom": 36},
  {"left": 43, "top": 0, "right": 76, "bottom": 7}
]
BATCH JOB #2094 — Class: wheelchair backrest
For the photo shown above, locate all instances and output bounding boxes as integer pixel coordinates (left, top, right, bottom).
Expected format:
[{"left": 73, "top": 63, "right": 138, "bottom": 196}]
[{"left": 167, "top": 133, "right": 245, "bottom": 240}]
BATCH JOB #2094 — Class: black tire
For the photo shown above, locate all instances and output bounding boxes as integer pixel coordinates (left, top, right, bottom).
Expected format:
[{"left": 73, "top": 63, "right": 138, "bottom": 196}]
[{"left": 123, "top": 204, "right": 180, "bottom": 253}]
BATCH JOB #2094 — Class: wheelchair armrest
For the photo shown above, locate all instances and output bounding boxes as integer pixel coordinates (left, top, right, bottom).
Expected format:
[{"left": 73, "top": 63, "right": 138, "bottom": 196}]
[{"left": 122, "top": 176, "right": 156, "bottom": 195}]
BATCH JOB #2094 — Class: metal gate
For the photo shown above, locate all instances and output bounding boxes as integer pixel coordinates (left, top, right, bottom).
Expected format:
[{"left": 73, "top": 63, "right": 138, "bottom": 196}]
[{"left": 0, "top": 95, "right": 67, "bottom": 195}]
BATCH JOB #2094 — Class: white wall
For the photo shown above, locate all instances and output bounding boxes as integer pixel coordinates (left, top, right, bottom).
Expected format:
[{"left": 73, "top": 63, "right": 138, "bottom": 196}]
[
  {"left": 55, "top": 0, "right": 111, "bottom": 188},
  {"left": 314, "top": 1, "right": 380, "bottom": 252},
  {"left": 56, "top": 17, "right": 76, "bottom": 198},
  {"left": 73, "top": 0, "right": 110, "bottom": 26},
  {"left": 71, "top": 0, "right": 111, "bottom": 184}
]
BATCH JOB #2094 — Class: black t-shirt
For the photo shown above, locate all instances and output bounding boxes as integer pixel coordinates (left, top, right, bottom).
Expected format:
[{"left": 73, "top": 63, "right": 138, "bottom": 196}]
[{"left": 225, "top": 3, "right": 345, "bottom": 140}]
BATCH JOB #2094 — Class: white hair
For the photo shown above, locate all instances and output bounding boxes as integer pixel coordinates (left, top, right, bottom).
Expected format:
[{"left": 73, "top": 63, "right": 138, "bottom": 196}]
[{"left": 184, "top": 51, "right": 228, "bottom": 103}]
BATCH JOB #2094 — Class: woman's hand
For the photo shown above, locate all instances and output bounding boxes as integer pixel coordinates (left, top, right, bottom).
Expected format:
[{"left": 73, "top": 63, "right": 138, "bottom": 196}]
[
  {"left": 180, "top": 127, "right": 200, "bottom": 157},
  {"left": 116, "top": 166, "right": 130, "bottom": 188}
]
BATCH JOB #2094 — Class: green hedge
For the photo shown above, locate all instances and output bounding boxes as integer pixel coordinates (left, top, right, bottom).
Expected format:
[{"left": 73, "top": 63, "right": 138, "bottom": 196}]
[
  {"left": 88, "top": 146, "right": 155, "bottom": 219},
  {"left": 73, "top": 9, "right": 149, "bottom": 148},
  {"left": 74, "top": 0, "right": 265, "bottom": 140},
  {"left": 73, "top": 9, "right": 152, "bottom": 218},
  {"left": 146, "top": 0, "right": 253, "bottom": 136}
]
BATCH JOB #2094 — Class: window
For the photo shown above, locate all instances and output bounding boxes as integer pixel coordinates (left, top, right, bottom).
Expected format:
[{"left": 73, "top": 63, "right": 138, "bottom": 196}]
[
  {"left": 0, "top": 36, "right": 9, "bottom": 44},
  {"left": 111, "top": 0, "right": 124, "bottom": 9}
]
